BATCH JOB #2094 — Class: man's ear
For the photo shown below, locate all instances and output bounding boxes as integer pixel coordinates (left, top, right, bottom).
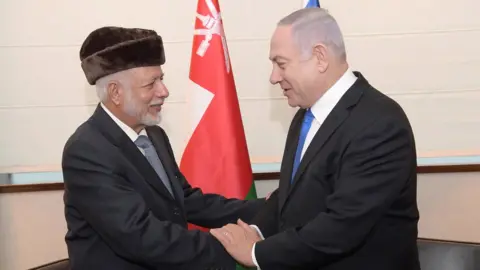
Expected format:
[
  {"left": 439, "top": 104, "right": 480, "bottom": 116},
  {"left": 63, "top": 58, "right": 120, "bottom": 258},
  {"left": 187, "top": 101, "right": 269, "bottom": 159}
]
[
  {"left": 107, "top": 81, "right": 122, "bottom": 105},
  {"left": 312, "top": 43, "right": 329, "bottom": 73}
]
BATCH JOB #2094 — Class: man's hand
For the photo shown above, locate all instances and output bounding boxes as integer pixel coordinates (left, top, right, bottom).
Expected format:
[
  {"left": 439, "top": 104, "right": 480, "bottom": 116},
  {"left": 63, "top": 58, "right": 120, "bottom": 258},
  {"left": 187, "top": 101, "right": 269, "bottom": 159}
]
[{"left": 210, "top": 219, "right": 261, "bottom": 267}]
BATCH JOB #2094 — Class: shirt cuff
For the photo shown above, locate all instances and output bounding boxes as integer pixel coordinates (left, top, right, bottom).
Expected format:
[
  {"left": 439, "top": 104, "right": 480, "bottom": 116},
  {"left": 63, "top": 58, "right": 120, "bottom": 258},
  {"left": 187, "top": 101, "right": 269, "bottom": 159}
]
[
  {"left": 249, "top": 225, "right": 265, "bottom": 240},
  {"left": 251, "top": 242, "right": 261, "bottom": 269}
]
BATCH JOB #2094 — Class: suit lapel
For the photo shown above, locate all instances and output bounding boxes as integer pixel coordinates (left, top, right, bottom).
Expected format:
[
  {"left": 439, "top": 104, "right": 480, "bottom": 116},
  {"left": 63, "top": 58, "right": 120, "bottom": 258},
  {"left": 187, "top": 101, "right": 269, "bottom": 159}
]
[
  {"left": 290, "top": 107, "right": 349, "bottom": 187},
  {"left": 279, "top": 73, "right": 367, "bottom": 212},
  {"left": 279, "top": 107, "right": 350, "bottom": 212},
  {"left": 90, "top": 105, "right": 176, "bottom": 201},
  {"left": 120, "top": 138, "right": 177, "bottom": 201},
  {"left": 147, "top": 127, "right": 185, "bottom": 210},
  {"left": 278, "top": 110, "right": 303, "bottom": 212}
]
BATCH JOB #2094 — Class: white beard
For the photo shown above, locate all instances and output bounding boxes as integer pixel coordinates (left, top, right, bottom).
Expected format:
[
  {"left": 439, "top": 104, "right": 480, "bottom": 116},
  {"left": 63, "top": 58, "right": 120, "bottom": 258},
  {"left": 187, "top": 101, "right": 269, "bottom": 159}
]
[{"left": 123, "top": 89, "right": 161, "bottom": 126}]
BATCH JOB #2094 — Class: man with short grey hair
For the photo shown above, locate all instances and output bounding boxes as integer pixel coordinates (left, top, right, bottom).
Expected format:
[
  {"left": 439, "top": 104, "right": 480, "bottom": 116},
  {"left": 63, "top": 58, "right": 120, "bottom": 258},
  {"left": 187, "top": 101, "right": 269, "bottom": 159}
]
[{"left": 211, "top": 7, "right": 420, "bottom": 270}]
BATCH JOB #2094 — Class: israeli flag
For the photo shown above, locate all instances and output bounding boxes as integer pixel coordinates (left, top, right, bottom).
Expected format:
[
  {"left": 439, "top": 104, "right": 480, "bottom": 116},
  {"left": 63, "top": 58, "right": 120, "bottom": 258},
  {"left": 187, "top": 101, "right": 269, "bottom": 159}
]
[{"left": 304, "top": 0, "right": 320, "bottom": 8}]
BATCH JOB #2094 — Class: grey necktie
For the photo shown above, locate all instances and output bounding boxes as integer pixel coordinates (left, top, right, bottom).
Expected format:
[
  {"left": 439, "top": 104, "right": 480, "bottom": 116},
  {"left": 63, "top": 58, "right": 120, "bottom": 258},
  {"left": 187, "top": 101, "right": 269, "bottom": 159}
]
[{"left": 134, "top": 135, "right": 174, "bottom": 196}]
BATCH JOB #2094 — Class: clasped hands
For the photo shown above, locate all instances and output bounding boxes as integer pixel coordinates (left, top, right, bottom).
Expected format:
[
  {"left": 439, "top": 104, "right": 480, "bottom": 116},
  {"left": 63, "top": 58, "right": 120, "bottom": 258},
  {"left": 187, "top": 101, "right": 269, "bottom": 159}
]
[{"left": 210, "top": 219, "right": 261, "bottom": 267}]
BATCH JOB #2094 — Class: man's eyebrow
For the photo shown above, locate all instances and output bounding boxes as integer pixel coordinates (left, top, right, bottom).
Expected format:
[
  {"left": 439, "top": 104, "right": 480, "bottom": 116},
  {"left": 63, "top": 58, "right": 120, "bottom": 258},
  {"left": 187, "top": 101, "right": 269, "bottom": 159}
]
[
  {"left": 270, "top": 56, "right": 288, "bottom": 62},
  {"left": 141, "top": 74, "right": 164, "bottom": 86}
]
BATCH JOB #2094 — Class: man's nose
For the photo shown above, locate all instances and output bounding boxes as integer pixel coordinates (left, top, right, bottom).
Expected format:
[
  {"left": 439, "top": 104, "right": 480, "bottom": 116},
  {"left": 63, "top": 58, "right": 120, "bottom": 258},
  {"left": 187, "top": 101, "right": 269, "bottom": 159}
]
[
  {"left": 155, "top": 81, "right": 169, "bottom": 98},
  {"left": 270, "top": 69, "right": 282, "bottom": 85}
]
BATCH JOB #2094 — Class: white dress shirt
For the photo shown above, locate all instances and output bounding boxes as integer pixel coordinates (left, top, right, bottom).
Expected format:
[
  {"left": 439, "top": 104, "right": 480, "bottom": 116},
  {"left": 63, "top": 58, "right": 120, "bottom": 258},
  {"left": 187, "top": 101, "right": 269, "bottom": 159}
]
[
  {"left": 251, "top": 68, "right": 358, "bottom": 268},
  {"left": 100, "top": 103, "right": 148, "bottom": 155}
]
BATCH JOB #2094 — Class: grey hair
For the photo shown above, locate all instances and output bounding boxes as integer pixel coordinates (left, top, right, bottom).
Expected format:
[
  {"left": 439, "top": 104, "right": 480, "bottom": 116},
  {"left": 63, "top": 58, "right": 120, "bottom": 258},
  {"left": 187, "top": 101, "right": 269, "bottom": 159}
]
[
  {"left": 94, "top": 70, "right": 132, "bottom": 102},
  {"left": 278, "top": 8, "right": 346, "bottom": 61}
]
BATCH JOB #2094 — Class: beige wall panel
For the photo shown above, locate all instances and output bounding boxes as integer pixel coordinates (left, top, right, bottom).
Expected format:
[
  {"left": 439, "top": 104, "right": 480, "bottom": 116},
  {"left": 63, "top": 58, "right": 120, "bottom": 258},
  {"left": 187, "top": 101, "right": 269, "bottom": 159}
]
[
  {"left": 239, "top": 99, "right": 297, "bottom": 161},
  {"left": 0, "top": 46, "right": 87, "bottom": 107},
  {"left": 324, "top": 0, "right": 479, "bottom": 33},
  {"left": 0, "top": 0, "right": 300, "bottom": 47},
  {"left": 1, "top": 0, "right": 479, "bottom": 167},
  {"left": 393, "top": 91, "right": 480, "bottom": 154},
  {"left": 0, "top": 102, "right": 188, "bottom": 171},
  {"left": 345, "top": 31, "right": 480, "bottom": 95}
]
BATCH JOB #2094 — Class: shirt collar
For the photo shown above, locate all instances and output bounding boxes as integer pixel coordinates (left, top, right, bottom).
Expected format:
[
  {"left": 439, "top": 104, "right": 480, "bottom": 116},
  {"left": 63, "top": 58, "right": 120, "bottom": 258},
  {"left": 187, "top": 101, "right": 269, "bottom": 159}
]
[
  {"left": 100, "top": 102, "right": 147, "bottom": 142},
  {"left": 310, "top": 68, "right": 357, "bottom": 120}
]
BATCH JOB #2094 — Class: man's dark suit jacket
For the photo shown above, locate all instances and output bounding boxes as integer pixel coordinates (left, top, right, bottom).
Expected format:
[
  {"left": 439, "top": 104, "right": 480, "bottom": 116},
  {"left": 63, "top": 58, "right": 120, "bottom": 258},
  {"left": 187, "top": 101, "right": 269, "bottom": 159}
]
[
  {"left": 252, "top": 72, "right": 421, "bottom": 270},
  {"left": 62, "top": 105, "right": 264, "bottom": 270}
]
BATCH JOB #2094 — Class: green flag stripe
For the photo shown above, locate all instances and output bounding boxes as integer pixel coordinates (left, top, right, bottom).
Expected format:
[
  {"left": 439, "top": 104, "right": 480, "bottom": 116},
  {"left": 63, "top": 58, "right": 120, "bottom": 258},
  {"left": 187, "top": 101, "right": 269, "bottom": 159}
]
[{"left": 245, "top": 183, "right": 258, "bottom": 200}]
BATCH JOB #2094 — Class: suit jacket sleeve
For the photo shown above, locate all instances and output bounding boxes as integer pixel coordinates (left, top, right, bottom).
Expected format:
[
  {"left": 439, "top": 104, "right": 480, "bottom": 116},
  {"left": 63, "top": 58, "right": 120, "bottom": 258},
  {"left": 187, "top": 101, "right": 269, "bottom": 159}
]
[
  {"left": 157, "top": 127, "right": 266, "bottom": 228},
  {"left": 182, "top": 179, "right": 266, "bottom": 228},
  {"left": 255, "top": 114, "right": 416, "bottom": 269},
  {"left": 62, "top": 139, "right": 235, "bottom": 270},
  {"left": 249, "top": 188, "right": 280, "bottom": 238}
]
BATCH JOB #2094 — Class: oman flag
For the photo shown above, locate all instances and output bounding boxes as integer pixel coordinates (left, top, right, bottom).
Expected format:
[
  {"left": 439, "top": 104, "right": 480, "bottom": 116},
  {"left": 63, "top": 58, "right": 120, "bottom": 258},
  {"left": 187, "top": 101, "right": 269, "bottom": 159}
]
[{"left": 180, "top": 0, "right": 258, "bottom": 227}]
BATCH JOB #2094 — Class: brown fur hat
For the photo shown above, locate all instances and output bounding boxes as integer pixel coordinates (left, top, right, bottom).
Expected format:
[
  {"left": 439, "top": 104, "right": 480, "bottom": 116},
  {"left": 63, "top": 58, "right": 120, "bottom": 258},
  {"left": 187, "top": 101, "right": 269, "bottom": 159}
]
[{"left": 79, "top": 26, "right": 166, "bottom": 85}]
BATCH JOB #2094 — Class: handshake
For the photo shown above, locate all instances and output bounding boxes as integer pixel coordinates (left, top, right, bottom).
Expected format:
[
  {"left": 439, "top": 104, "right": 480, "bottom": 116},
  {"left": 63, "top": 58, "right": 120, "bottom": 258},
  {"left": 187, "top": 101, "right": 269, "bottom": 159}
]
[
  {"left": 210, "top": 219, "right": 262, "bottom": 268},
  {"left": 209, "top": 191, "right": 272, "bottom": 267}
]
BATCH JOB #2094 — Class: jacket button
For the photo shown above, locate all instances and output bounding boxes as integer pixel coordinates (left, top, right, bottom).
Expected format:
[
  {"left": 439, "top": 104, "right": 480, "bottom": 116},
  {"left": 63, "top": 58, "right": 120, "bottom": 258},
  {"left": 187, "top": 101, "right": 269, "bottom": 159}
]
[{"left": 173, "top": 207, "right": 180, "bottom": 215}]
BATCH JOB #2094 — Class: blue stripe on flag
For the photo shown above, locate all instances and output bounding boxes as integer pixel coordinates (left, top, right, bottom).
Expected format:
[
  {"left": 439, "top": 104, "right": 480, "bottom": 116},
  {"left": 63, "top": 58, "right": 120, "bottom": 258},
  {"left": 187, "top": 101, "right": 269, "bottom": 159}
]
[{"left": 305, "top": 0, "right": 320, "bottom": 8}]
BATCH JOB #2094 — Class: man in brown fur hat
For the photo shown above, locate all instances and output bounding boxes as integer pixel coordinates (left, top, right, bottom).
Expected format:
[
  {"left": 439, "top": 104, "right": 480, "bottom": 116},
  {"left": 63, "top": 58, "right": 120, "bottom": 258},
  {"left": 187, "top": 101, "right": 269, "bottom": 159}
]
[{"left": 62, "top": 26, "right": 264, "bottom": 270}]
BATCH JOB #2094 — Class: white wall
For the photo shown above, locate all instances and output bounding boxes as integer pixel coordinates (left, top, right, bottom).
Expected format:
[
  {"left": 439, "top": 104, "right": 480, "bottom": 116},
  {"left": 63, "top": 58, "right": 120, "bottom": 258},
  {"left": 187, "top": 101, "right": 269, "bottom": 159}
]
[
  {"left": 1, "top": 0, "right": 480, "bottom": 173},
  {"left": 1, "top": 173, "right": 480, "bottom": 270}
]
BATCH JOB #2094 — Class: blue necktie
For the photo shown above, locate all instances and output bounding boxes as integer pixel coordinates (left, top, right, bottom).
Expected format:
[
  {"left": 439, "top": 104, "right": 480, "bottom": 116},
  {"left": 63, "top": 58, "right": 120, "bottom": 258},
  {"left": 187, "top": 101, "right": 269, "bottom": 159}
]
[
  {"left": 291, "top": 109, "right": 314, "bottom": 183},
  {"left": 135, "top": 135, "right": 174, "bottom": 196}
]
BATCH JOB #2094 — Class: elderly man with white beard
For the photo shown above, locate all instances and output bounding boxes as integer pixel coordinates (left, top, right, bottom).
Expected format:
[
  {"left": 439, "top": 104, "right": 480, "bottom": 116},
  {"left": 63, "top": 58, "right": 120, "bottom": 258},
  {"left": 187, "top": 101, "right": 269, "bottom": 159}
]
[{"left": 61, "top": 26, "right": 264, "bottom": 270}]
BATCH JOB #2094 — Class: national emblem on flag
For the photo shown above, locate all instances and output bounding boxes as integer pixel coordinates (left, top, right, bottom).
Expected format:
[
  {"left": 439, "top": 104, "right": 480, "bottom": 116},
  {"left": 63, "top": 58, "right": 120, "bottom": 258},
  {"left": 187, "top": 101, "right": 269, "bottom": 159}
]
[{"left": 180, "top": 0, "right": 258, "bottom": 231}]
